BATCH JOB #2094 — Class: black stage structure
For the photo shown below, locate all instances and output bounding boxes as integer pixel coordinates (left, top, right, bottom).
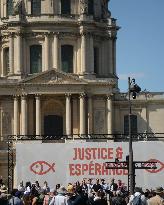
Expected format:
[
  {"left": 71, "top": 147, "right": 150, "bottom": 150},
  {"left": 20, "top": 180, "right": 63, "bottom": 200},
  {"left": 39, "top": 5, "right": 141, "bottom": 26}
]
[{"left": 8, "top": 133, "right": 164, "bottom": 193}]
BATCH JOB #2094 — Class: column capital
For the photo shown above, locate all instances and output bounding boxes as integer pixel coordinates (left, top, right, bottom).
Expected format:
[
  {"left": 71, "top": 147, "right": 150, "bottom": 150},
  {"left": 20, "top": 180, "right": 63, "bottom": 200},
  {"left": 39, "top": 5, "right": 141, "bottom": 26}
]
[
  {"left": 21, "top": 94, "right": 27, "bottom": 100},
  {"left": 9, "top": 32, "right": 15, "bottom": 38},
  {"left": 13, "top": 95, "right": 20, "bottom": 99},
  {"left": 53, "top": 32, "right": 60, "bottom": 37},
  {"left": 80, "top": 31, "right": 88, "bottom": 36},
  {"left": 35, "top": 94, "right": 41, "bottom": 99},
  {"left": 16, "top": 32, "right": 23, "bottom": 37},
  {"left": 44, "top": 32, "right": 51, "bottom": 37},
  {"left": 65, "top": 93, "right": 72, "bottom": 98},
  {"left": 106, "top": 94, "right": 114, "bottom": 100},
  {"left": 79, "top": 92, "right": 86, "bottom": 98}
]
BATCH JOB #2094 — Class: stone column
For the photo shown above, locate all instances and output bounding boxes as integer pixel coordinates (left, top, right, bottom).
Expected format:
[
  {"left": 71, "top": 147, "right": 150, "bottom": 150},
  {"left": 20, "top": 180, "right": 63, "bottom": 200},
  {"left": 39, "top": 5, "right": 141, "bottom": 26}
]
[
  {"left": 1, "top": 46, "right": 5, "bottom": 77},
  {"left": 108, "top": 38, "right": 113, "bottom": 74},
  {"left": 88, "top": 95, "right": 93, "bottom": 134},
  {"left": 16, "top": 33, "right": 22, "bottom": 74},
  {"left": 65, "top": 94, "right": 71, "bottom": 136},
  {"left": 35, "top": 95, "right": 41, "bottom": 136},
  {"left": 113, "top": 37, "right": 117, "bottom": 75},
  {"left": 89, "top": 34, "right": 94, "bottom": 74},
  {"left": 45, "top": 33, "right": 49, "bottom": 71},
  {"left": 14, "top": 96, "right": 19, "bottom": 136},
  {"left": 53, "top": 33, "right": 59, "bottom": 69},
  {"left": 81, "top": 33, "right": 87, "bottom": 74},
  {"left": 107, "top": 95, "right": 113, "bottom": 135},
  {"left": 9, "top": 33, "right": 14, "bottom": 74},
  {"left": 21, "top": 95, "right": 27, "bottom": 135},
  {"left": 79, "top": 93, "right": 86, "bottom": 135}
]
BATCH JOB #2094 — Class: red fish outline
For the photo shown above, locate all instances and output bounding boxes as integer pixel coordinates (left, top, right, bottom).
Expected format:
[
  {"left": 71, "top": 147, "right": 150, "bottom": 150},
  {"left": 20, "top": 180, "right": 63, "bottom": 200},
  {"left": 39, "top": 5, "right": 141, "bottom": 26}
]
[
  {"left": 144, "top": 159, "right": 164, "bottom": 173},
  {"left": 30, "top": 161, "right": 55, "bottom": 175}
]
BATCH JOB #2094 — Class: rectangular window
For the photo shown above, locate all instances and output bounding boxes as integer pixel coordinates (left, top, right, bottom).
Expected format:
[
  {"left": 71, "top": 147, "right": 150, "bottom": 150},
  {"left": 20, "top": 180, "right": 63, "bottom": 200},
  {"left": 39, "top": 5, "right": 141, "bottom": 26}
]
[
  {"left": 31, "top": 0, "right": 41, "bottom": 15},
  {"left": 61, "top": 0, "right": 71, "bottom": 15},
  {"left": 61, "top": 45, "right": 73, "bottom": 73},
  {"left": 4, "top": 48, "right": 9, "bottom": 74},
  {"left": 7, "top": 0, "right": 13, "bottom": 16},
  {"left": 94, "top": 47, "right": 99, "bottom": 74},
  {"left": 30, "top": 45, "right": 42, "bottom": 74},
  {"left": 88, "top": 0, "right": 94, "bottom": 15},
  {"left": 124, "top": 115, "right": 137, "bottom": 135}
]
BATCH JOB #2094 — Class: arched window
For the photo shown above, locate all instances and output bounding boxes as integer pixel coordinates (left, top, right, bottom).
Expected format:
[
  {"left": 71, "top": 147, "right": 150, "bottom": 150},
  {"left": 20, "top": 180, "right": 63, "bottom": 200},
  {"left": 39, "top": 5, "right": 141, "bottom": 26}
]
[
  {"left": 61, "top": 0, "right": 71, "bottom": 15},
  {"left": 124, "top": 114, "right": 137, "bottom": 135},
  {"left": 61, "top": 45, "right": 73, "bottom": 73},
  {"left": 30, "top": 45, "right": 42, "bottom": 74},
  {"left": 7, "top": 0, "right": 13, "bottom": 16},
  {"left": 31, "top": 0, "right": 41, "bottom": 15},
  {"left": 4, "top": 47, "right": 9, "bottom": 74},
  {"left": 88, "top": 0, "right": 94, "bottom": 15},
  {"left": 94, "top": 47, "right": 99, "bottom": 74}
]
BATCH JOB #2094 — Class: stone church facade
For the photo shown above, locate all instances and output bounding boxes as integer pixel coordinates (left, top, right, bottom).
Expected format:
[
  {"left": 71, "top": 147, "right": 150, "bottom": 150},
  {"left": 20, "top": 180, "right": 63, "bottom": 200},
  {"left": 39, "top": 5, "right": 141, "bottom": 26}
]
[{"left": 0, "top": 0, "right": 163, "bottom": 180}]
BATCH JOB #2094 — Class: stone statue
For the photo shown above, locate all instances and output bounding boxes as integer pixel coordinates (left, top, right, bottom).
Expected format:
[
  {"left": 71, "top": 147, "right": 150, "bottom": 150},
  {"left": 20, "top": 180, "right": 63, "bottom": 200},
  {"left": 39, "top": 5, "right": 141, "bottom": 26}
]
[
  {"left": 80, "top": 0, "right": 88, "bottom": 15},
  {"left": 13, "top": 0, "right": 23, "bottom": 15},
  {"left": 101, "top": 0, "right": 111, "bottom": 19}
]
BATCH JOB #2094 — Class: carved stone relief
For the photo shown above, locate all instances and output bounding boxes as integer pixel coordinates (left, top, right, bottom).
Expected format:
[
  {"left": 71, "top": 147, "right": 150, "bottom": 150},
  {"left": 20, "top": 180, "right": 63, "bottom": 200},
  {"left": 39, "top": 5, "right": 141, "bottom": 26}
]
[
  {"left": 101, "top": 0, "right": 111, "bottom": 19},
  {"left": 80, "top": 0, "right": 88, "bottom": 14}
]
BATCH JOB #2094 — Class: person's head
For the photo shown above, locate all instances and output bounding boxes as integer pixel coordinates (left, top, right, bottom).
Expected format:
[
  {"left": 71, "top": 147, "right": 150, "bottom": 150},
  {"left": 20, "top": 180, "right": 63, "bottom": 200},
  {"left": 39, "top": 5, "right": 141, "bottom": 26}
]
[
  {"left": 81, "top": 180, "right": 86, "bottom": 185},
  {"left": 67, "top": 184, "right": 75, "bottom": 196},
  {"left": 57, "top": 186, "right": 67, "bottom": 195},
  {"left": 35, "top": 181, "right": 40, "bottom": 187},
  {"left": 155, "top": 187, "right": 163, "bottom": 197},
  {"left": 15, "top": 191, "right": 22, "bottom": 198},
  {"left": 88, "top": 178, "right": 92, "bottom": 184},
  {"left": 101, "top": 179, "right": 105, "bottom": 184},
  {"left": 111, "top": 178, "right": 115, "bottom": 183},
  {"left": 134, "top": 187, "right": 142, "bottom": 193},
  {"left": 49, "top": 188, "right": 56, "bottom": 196},
  {"left": 75, "top": 181, "right": 80, "bottom": 186},
  {"left": 96, "top": 178, "right": 99, "bottom": 184},
  {"left": 56, "top": 184, "right": 60, "bottom": 190},
  {"left": 82, "top": 178, "right": 86, "bottom": 184},
  {"left": 11, "top": 189, "right": 18, "bottom": 196},
  {"left": 32, "top": 183, "right": 36, "bottom": 189},
  {"left": 25, "top": 181, "right": 31, "bottom": 188},
  {"left": 20, "top": 181, "right": 23, "bottom": 186},
  {"left": 44, "top": 181, "right": 48, "bottom": 186},
  {"left": 118, "top": 179, "right": 122, "bottom": 185}
]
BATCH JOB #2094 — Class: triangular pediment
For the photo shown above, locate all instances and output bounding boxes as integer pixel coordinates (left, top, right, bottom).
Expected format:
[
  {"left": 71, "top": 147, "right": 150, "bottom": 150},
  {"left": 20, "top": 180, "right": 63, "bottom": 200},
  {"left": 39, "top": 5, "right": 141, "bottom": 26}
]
[{"left": 20, "top": 69, "right": 87, "bottom": 85}]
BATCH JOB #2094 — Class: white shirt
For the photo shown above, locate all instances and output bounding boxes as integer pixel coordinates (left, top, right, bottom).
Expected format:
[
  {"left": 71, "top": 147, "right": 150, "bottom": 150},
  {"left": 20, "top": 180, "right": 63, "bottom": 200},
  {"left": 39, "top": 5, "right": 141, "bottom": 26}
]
[
  {"left": 129, "top": 192, "right": 148, "bottom": 205},
  {"left": 50, "top": 194, "right": 68, "bottom": 205}
]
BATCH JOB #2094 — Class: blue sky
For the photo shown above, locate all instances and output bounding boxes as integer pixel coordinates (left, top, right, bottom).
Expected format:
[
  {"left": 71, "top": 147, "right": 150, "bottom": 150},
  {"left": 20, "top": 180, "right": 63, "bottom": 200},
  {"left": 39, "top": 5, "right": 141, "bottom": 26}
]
[{"left": 109, "top": 0, "right": 164, "bottom": 92}]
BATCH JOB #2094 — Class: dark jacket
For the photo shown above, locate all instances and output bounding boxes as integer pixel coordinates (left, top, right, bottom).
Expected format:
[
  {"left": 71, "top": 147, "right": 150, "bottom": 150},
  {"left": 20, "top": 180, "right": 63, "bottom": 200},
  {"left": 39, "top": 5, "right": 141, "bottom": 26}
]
[
  {"left": 94, "top": 198, "right": 108, "bottom": 205},
  {"left": 112, "top": 196, "right": 127, "bottom": 205},
  {"left": 69, "top": 193, "right": 88, "bottom": 205}
]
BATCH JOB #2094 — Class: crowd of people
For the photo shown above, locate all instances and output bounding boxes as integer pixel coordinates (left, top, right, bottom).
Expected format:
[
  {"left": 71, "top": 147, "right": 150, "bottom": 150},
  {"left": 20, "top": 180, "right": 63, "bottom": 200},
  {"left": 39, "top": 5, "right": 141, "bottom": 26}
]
[{"left": 0, "top": 177, "right": 164, "bottom": 205}]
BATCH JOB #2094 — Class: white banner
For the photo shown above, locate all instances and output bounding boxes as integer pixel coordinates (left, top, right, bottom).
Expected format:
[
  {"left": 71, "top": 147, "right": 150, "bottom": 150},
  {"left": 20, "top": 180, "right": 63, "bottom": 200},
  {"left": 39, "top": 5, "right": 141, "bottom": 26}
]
[{"left": 16, "top": 141, "right": 164, "bottom": 189}]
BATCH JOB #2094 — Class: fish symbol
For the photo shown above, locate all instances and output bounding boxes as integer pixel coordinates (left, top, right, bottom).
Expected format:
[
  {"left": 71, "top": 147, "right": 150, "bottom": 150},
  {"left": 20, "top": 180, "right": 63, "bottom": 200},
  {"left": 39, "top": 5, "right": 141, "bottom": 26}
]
[
  {"left": 145, "top": 159, "right": 164, "bottom": 173},
  {"left": 30, "top": 161, "right": 55, "bottom": 175}
]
